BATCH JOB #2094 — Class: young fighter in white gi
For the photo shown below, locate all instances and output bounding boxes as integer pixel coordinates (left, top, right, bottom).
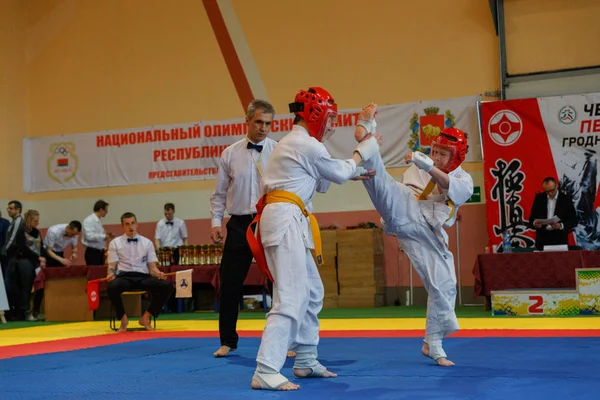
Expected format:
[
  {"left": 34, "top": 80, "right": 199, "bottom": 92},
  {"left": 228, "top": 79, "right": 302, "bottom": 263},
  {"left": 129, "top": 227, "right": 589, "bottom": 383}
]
[
  {"left": 355, "top": 103, "right": 473, "bottom": 367},
  {"left": 247, "top": 87, "right": 380, "bottom": 390}
]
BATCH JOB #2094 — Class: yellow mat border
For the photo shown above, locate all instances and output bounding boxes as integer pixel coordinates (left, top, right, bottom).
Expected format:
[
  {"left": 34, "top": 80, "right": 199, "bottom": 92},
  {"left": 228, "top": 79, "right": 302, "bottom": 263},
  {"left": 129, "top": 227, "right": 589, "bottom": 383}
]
[{"left": 1, "top": 317, "right": 598, "bottom": 348}]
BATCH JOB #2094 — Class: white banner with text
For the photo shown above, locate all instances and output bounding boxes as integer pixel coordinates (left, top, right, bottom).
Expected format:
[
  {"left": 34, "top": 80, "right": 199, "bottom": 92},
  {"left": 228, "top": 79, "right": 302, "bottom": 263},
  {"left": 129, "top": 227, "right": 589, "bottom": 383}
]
[{"left": 23, "top": 95, "right": 481, "bottom": 193}]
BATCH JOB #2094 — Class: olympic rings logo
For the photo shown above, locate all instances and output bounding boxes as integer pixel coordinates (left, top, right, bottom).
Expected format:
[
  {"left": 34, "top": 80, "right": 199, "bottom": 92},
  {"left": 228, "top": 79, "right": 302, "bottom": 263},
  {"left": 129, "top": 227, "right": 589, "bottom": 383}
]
[{"left": 54, "top": 146, "right": 70, "bottom": 156}]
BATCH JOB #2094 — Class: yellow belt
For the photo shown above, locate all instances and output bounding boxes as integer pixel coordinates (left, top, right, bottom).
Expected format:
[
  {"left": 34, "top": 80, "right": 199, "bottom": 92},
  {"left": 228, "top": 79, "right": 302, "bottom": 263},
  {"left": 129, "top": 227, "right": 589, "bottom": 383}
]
[
  {"left": 418, "top": 180, "right": 456, "bottom": 221},
  {"left": 264, "top": 190, "right": 324, "bottom": 266}
]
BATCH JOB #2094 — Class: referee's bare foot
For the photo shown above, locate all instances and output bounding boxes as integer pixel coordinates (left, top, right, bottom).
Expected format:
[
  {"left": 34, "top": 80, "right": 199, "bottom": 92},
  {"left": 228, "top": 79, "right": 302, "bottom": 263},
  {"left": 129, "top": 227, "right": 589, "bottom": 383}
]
[
  {"left": 138, "top": 312, "right": 154, "bottom": 331},
  {"left": 214, "top": 345, "right": 234, "bottom": 357},
  {"left": 287, "top": 350, "right": 296, "bottom": 357},
  {"left": 421, "top": 342, "right": 455, "bottom": 366},
  {"left": 117, "top": 315, "right": 128, "bottom": 333}
]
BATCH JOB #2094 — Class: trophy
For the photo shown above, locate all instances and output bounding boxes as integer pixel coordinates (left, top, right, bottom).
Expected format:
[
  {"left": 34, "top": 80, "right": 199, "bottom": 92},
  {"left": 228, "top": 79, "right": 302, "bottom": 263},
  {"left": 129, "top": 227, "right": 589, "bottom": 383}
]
[
  {"left": 186, "top": 245, "right": 193, "bottom": 265},
  {"left": 198, "top": 245, "right": 204, "bottom": 265},
  {"left": 211, "top": 245, "right": 218, "bottom": 265},
  {"left": 216, "top": 245, "right": 223, "bottom": 264},
  {"left": 208, "top": 244, "right": 215, "bottom": 265},
  {"left": 162, "top": 247, "right": 173, "bottom": 267},
  {"left": 178, "top": 245, "right": 187, "bottom": 266},
  {"left": 192, "top": 245, "right": 199, "bottom": 265},
  {"left": 157, "top": 248, "right": 164, "bottom": 267}
]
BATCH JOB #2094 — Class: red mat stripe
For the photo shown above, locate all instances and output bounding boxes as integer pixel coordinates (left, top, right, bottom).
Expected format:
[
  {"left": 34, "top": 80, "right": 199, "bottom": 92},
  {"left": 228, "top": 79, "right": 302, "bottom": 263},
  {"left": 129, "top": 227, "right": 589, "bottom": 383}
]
[{"left": 2, "top": 329, "right": 600, "bottom": 359}]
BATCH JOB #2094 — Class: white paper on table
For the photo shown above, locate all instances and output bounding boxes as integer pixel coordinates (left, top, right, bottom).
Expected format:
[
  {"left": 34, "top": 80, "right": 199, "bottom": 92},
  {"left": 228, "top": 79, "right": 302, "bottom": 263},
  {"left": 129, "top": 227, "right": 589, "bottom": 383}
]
[{"left": 533, "top": 215, "right": 561, "bottom": 226}]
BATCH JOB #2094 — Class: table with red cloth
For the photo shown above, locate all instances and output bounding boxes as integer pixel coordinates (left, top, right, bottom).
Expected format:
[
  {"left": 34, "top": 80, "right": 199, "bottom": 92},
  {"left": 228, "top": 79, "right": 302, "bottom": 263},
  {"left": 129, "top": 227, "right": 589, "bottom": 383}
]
[
  {"left": 168, "top": 263, "right": 268, "bottom": 292},
  {"left": 33, "top": 265, "right": 92, "bottom": 322},
  {"left": 33, "top": 265, "right": 170, "bottom": 291},
  {"left": 33, "top": 264, "right": 269, "bottom": 318},
  {"left": 472, "top": 250, "right": 600, "bottom": 310},
  {"left": 169, "top": 264, "right": 269, "bottom": 312}
]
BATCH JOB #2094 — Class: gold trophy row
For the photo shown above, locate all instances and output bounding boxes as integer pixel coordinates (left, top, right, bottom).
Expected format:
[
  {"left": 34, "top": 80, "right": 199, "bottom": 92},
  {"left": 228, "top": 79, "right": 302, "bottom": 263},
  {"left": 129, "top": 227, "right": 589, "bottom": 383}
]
[{"left": 157, "top": 244, "right": 224, "bottom": 267}]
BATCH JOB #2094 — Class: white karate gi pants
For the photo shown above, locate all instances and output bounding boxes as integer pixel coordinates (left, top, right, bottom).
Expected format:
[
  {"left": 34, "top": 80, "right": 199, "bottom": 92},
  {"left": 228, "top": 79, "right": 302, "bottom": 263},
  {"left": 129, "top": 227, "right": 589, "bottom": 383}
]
[
  {"left": 255, "top": 209, "right": 324, "bottom": 372},
  {"left": 362, "top": 153, "right": 459, "bottom": 342}
]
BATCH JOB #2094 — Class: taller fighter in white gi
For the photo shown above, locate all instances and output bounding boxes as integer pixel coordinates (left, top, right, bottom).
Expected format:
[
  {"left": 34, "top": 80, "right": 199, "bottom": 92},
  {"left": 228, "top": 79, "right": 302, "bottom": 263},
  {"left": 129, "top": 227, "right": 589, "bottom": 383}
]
[
  {"left": 247, "top": 87, "right": 380, "bottom": 391},
  {"left": 355, "top": 103, "right": 473, "bottom": 367}
]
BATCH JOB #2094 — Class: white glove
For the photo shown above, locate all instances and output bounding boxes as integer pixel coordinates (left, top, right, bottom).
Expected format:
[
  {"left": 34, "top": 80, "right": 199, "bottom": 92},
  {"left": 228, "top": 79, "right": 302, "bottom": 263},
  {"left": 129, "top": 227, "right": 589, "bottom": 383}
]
[
  {"left": 355, "top": 137, "right": 380, "bottom": 161},
  {"left": 411, "top": 151, "right": 433, "bottom": 172},
  {"left": 358, "top": 118, "right": 377, "bottom": 134}
]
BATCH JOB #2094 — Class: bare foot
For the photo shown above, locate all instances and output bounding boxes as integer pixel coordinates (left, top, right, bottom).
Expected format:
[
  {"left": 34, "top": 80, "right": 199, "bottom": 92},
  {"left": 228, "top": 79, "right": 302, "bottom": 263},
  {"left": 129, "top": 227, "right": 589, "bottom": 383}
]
[
  {"left": 213, "top": 345, "right": 234, "bottom": 358},
  {"left": 251, "top": 379, "right": 299, "bottom": 391},
  {"left": 287, "top": 350, "right": 296, "bottom": 357},
  {"left": 138, "top": 312, "right": 154, "bottom": 331},
  {"left": 117, "top": 315, "right": 128, "bottom": 333},
  {"left": 421, "top": 342, "right": 455, "bottom": 366},
  {"left": 435, "top": 358, "right": 455, "bottom": 367},
  {"left": 355, "top": 103, "right": 378, "bottom": 142},
  {"left": 293, "top": 368, "right": 337, "bottom": 378},
  {"left": 421, "top": 342, "right": 430, "bottom": 357}
]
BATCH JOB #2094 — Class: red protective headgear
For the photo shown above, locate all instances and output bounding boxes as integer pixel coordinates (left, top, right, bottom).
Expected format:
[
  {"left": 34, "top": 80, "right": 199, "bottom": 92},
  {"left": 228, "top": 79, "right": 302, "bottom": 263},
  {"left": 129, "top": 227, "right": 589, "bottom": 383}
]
[
  {"left": 431, "top": 127, "right": 469, "bottom": 172},
  {"left": 289, "top": 87, "right": 338, "bottom": 142}
]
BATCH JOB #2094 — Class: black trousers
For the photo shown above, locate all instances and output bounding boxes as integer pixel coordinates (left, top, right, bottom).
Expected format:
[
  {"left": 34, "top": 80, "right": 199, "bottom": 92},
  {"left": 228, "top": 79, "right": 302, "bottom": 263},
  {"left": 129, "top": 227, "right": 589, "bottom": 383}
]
[
  {"left": 7, "top": 258, "right": 37, "bottom": 316},
  {"left": 0, "top": 255, "right": 8, "bottom": 277},
  {"left": 218, "top": 214, "right": 255, "bottom": 349},
  {"left": 106, "top": 272, "right": 173, "bottom": 320},
  {"left": 85, "top": 247, "right": 104, "bottom": 266}
]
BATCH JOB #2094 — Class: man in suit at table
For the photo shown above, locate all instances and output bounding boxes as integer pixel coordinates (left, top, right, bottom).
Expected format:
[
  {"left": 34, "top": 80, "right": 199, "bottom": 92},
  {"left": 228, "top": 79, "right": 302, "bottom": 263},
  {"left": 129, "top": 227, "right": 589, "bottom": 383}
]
[{"left": 528, "top": 177, "right": 577, "bottom": 250}]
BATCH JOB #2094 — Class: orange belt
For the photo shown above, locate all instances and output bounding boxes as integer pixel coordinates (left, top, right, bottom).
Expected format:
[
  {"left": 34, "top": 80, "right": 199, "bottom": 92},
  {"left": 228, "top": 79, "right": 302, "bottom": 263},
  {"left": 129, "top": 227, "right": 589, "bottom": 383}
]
[
  {"left": 246, "top": 190, "right": 323, "bottom": 283},
  {"left": 418, "top": 179, "right": 456, "bottom": 220}
]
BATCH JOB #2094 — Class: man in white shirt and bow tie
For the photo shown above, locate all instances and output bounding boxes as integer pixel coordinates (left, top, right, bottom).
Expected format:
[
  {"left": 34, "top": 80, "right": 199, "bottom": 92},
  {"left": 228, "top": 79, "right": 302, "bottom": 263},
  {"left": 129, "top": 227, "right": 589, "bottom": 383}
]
[
  {"left": 106, "top": 212, "right": 173, "bottom": 332},
  {"left": 154, "top": 202, "right": 188, "bottom": 265},
  {"left": 82, "top": 200, "right": 114, "bottom": 265},
  {"left": 210, "top": 99, "right": 277, "bottom": 357}
]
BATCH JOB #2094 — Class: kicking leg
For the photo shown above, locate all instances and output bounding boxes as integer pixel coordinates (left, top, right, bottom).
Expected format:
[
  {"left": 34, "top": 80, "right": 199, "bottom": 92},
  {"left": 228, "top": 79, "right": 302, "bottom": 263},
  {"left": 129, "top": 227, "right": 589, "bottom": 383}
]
[{"left": 360, "top": 151, "right": 416, "bottom": 231}]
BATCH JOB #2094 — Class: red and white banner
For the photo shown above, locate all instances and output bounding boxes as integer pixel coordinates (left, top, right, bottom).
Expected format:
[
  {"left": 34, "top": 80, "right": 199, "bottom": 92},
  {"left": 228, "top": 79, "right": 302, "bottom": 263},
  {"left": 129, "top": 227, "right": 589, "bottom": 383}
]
[
  {"left": 480, "top": 92, "right": 600, "bottom": 251},
  {"left": 23, "top": 95, "right": 480, "bottom": 193}
]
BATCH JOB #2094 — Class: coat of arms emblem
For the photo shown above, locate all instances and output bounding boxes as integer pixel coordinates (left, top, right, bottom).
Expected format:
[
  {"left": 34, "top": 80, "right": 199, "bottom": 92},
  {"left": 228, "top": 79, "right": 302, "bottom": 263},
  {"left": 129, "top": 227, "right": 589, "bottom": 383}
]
[
  {"left": 408, "top": 107, "right": 455, "bottom": 153},
  {"left": 47, "top": 142, "right": 78, "bottom": 183}
]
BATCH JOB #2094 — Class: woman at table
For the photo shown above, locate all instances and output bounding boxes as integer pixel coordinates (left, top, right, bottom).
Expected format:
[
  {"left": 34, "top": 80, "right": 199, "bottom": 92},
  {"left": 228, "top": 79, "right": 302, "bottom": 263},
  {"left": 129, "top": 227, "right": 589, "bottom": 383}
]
[{"left": 8, "top": 209, "right": 46, "bottom": 321}]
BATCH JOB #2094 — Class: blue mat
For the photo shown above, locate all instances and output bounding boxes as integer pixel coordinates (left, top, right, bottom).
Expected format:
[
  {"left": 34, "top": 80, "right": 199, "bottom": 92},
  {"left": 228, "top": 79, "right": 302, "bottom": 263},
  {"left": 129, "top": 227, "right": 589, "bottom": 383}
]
[{"left": 1, "top": 337, "right": 598, "bottom": 400}]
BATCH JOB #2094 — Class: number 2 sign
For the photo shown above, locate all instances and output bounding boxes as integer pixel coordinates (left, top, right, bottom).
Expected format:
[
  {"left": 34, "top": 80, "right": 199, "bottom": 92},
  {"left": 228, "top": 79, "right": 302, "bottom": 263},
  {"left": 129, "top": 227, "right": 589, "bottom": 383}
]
[{"left": 528, "top": 295, "right": 544, "bottom": 314}]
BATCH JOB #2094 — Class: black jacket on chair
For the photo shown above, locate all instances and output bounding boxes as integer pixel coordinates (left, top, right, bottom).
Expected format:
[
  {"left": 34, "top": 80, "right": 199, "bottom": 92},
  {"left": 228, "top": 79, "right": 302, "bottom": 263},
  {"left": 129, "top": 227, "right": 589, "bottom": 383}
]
[{"left": 528, "top": 192, "right": 577, "bottom": 250}]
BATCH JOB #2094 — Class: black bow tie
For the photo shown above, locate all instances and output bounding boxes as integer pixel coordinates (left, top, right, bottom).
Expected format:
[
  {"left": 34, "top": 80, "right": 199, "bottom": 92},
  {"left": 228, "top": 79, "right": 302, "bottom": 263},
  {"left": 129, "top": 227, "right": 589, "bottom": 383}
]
[
  {"left": 166, "top": 221, "right": 174, "bottom": 226},
  {"left": 247, "top": 142, "right": 263, "bottom": 153},
  {"left": 127, "top": 238, "right": 138, "bottom": 243}
]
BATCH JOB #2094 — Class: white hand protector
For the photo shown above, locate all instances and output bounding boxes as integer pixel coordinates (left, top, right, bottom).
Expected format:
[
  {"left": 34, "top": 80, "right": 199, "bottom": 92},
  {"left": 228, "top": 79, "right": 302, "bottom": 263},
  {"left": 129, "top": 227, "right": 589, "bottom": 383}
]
[
  {"left": 352, "top": 166, "right": 369, "bottom": 179},
  {"left": 411, "top": 151, "right": 434, "bottom": 172},
  {"left": 355, "top": 137, "right": 380, "bottom": 161},
  {"left": 358, "top": 118, "right": 377, "bottom": 134}
]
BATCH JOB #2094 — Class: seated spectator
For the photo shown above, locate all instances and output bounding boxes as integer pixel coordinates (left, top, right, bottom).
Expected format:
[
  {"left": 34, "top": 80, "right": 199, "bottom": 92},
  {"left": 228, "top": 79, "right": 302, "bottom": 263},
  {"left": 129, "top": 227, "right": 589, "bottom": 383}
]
[{"left": 106, "top": 212, "right": 172, "bottom": 332}]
